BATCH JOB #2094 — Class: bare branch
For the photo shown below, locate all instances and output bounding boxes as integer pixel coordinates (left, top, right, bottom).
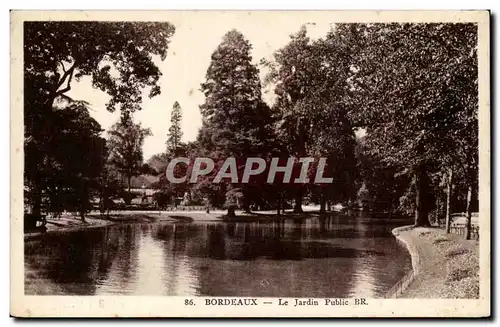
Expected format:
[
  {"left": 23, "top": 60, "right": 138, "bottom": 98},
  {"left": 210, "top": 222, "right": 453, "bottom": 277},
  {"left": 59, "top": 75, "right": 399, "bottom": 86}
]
[
  {"left": 54, "top": 62, "right": 76, "bottom": 96},
  {"left": 54, "top": 65, "right": 75, "bottom": 97},
  {"left": 59, "top": 61, "right": 67, "bottom": 74}
]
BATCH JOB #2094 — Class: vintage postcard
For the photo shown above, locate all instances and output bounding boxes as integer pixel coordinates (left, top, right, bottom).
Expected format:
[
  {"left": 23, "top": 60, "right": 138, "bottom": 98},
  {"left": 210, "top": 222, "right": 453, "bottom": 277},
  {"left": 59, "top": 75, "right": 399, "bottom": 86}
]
[{"left": 10, "top": 10, "right": 490, "bottom": 318}]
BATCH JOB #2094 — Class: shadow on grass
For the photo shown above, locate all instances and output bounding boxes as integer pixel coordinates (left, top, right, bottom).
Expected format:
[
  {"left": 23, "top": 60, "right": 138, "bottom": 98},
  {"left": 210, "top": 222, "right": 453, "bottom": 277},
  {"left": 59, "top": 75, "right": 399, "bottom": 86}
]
[
  {"left": 99, "top": 213, "right": 159, "bottom": 223},
  {"left": 221, "top": 210, "right": 334, "bottom": 222},
  {"left": 168, "top": 215, "right": 195, "bottom": 223}
]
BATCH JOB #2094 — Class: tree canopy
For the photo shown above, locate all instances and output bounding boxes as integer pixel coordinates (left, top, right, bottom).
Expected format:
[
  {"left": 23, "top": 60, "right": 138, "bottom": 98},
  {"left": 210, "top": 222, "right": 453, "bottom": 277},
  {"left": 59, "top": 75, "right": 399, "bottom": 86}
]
[
  {"left": 198, "top": 29, "right": 274, "bottom": 215},
  {"left": 24, "top": 21, "right": 176, "bottom": 216},
  {"left": 166, "top": 101, "right": 184, "bottom": 155},
  {"left": 349, "top": 23, "right": 478, "bottom": 226},
  {"left": 107, "top": 117, "right": 152, "bottom": 197}
]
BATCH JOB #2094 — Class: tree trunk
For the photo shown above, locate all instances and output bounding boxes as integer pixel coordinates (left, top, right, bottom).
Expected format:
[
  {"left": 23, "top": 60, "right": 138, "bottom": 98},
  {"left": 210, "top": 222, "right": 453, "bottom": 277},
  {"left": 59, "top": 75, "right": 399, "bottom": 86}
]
[
  {"left": 99, "top": 191, "right": 104, "bottom": 215},
  {"left": 465, "top": 184, "right": 473, "bottom": 240},
  {"left": 80, "top": 197, "right": 86, "bottom": 222},
  {"left": 227, "top": 207, "right": 236, "bottom": 219},
  {"left": 435, "top": 195, "right": 440, "bottom": 226},
  {"left": 414, "top": 166, "right": 431, "bottom": 227},
  {"left": 276, "top": 192, "right": 281, "bottom": 216},
  {"left": 293, "top": 117, "right": 306, "bottom": 214},
  {"left": 28, "top": 150, "right": 43, "bottom": 216},
  {"left": 242, "top": 186, "right": 251, "bottom": 213},
  {"left": 293, "top": 188, "right": 303, "bottom": 213},
  {"left": 80, "top": 183, "right": 87, "bottom": 222},
  {"left": 80, "top": 208, "right": 86, "bottom": 222},
  {"left": 32, "top": 185, "right": 42, "bottom": 217},
  {"left": 445, "top": 168, "right": 453, "bottom": 233},
  {"left": 127, "top": 175, "right": 132, "bottom": 194},
  {"left": 319, "top": 189, "right": 326, "bottom": 213}
]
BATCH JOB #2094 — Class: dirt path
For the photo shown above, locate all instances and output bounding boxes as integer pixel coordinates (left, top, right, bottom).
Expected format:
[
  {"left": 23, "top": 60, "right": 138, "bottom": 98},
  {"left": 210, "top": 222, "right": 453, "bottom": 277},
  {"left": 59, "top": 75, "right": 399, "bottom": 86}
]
[{"left": 397, "top": 227, "right": 479, "bottom": 298}]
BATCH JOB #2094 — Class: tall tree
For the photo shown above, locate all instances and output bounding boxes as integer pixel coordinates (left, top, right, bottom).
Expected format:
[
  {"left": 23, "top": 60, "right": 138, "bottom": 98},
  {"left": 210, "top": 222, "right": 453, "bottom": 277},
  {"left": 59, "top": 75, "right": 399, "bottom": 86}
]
[
  {"left": 39, "top": 101, "right": 106, "bottom": 221},
  {"left": 263, "top": 27, "right": 316, "bottom": 213},
  {"left": 166, "top": 101, "right": 184, "bottom": 155},
  {"left": 24, "top": 21, "right": 175, "bottom": 215},
  {"left": 355, "top": 136, "right": 410, "bottom": 213},
  {"left": 199, "top": 29, "right": 273, "bottom": 217},
  {"left": 264, "top": 26, "right": 359, "bottom": 212},
  {"left": 107, "top": 117, "right": 152, "bottom": 200},
  {"left": 350, "top": 23, "right": 478, "bottom": 227}
]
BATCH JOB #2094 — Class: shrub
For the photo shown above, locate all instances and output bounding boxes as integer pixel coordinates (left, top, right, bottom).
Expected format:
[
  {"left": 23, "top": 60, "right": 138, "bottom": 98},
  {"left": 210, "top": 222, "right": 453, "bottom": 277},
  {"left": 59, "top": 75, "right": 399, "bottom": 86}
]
[
  {"left": 153, "top": 191, "right": 171, "bottom": 208},
  {"left": 446, "top": 267, "right": 473, "bottom": 282},
  {"left": 122, "top": 191, "right": 141, "bottom": 205},
  {"left": 433, "top": 236, "right": 450, "bottom": 244},
  {"left": 456, "top": 276, "right": 480, "bottom": 299},
  {"left": 445, "top": 245, "right": 469, "bottom": 258}
]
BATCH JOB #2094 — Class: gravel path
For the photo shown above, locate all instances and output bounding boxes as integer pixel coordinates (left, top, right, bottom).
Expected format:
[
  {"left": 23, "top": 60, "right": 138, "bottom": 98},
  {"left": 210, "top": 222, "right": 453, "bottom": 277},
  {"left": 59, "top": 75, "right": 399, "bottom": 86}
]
[{"left": 398, "top": 227, "right": 479, "bottom": 298}]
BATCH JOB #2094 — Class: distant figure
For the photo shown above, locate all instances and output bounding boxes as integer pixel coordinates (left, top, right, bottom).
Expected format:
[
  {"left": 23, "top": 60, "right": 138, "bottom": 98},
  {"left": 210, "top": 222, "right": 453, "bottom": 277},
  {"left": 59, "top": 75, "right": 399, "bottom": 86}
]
[{"left": 204, "top": 198, "right": 210, "bottom": 214}]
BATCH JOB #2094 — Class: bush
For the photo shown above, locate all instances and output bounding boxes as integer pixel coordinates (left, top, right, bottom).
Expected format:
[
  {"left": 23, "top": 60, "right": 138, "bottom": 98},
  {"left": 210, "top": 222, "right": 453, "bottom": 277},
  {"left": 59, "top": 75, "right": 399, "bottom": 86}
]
[
  {"left": 432, "top": 236, "right": 450, "bottom": 244},
  {"left": 445, "top": 245, "right": 469, "bottom": 258},
  {"left": 454, "top": 276, "right": 480, "bottom": 299},
  {"left": 186, "top": 198, "right": 203, "bottom": 206},
  {"left": 153, "top": 191, "right": 171, "bottom": 208},
  {"left": 446, "top": 267, "right": 473, "bottom": 282},
  {"left": 122, "top": 191, "right": 141, "bottom": 205}
]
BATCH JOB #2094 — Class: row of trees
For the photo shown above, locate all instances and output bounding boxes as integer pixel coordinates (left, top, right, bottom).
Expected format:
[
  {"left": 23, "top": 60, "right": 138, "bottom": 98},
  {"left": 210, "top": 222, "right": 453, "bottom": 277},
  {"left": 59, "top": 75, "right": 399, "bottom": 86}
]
[
  {"left": 351, "top": 23, "right": 478, "bottom": 234},
  {"left": 24, "top": 21, "right": 176, "bottom": 221},
  {"left": 149, "top": 24, "right": 478, "bottom": 232},
  {"left": 24, "top": 22, "right": 479, "bottom": 236}
]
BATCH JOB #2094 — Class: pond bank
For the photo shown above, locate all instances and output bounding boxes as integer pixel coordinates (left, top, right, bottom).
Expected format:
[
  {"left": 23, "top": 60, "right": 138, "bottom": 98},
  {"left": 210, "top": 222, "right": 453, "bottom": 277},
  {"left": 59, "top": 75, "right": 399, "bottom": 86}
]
[
  {"left": 24, "top": 213, "right": 157, "bottom": 240},
  {"left": 24, "top": 208, "right": 345, "bottom": 239},
  {"left": 23, "top": 210, "right": 299, "bottom": 239},
  {"left": 393, "top": 226, "right": 479, "bottom": 298}
]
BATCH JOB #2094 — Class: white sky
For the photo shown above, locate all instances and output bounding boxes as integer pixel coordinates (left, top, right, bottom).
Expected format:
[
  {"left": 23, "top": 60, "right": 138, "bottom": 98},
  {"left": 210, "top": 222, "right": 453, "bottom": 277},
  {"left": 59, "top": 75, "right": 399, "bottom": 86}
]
[{"left": 67, "top": 15, "right": 333, "bottom": 160}]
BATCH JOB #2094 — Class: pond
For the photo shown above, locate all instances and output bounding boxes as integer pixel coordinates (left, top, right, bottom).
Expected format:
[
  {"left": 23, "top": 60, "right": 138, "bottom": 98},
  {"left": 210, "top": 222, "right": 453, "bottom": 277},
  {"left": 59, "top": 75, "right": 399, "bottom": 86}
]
[{"left": 25, "top": 212, "right": 412, "bottom": 298}]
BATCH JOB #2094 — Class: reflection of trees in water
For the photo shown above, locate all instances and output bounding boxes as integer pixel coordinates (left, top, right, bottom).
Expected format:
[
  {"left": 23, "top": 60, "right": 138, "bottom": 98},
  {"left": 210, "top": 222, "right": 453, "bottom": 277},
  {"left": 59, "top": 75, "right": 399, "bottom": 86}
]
[
  {"left": 291, "top": 219, "right": 303, "bottom": 239},
  {"left": 227, "top": 222, "right": 236, "bottom": 237},
  {"left": 25, "top": 227, "right": 124, "bottom": 295},
  {"left": 149, "top": 223, "right": 202, "bottom": 295},
  {"left": 346, "top": 215, "right": 412, "bottom": 298},
  {"left": 172, "top": 224, "right": 189, "bottom": 254},
  {"left": 115, "top": 224, "right": 139, "bottom": 281},
  {"left": 369, "top": 237, "right": 412, "bottom": 296},
  {"left": 25, "top": 217, "right": 412, "bottom": 296},
  {"left": 347, "top": 217, "right": 378, "bottom": 298},
  {"left": 207, "top": 224, "right": 227, "bottom": 260},
  {"left": 90, "top": 224, "right": 142, "bottom": 294},
  {"left": 97, "top": 227, "right": 120, "bottom": 274}
]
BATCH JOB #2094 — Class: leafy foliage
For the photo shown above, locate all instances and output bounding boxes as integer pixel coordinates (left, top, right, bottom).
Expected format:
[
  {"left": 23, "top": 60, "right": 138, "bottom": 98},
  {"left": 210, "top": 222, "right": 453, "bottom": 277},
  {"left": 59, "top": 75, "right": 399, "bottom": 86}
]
[
  {"left": 166, "top": 101, "right": 184, "bottom": 155},
  {"left": 198, "top": 30, "right": 274, "bottom": 214},
  {"left": 24, "top": 21, "right": 175, "bottom": 115},
  {"left": 107, "top": 117, "right": 152, "bottom": 194},
  {"left": 348, "top": 23, "right": 478, "bottom": 226},
  {"left": 24, "top": 21, "right": 176, "bottom": 216},
  {"left": 264, "top": 26, "right": 359, "bottom": 211},
  {"left": 28, "top": 101, "right": 106, "bottom": 220}
]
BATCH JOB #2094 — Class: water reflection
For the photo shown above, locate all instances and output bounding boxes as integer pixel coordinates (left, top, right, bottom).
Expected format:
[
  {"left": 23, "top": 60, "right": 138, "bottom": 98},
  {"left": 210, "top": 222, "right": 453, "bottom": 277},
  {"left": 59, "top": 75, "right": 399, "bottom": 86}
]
[{"left": 25, "top": 214, "right": 412, "bottom": 297}]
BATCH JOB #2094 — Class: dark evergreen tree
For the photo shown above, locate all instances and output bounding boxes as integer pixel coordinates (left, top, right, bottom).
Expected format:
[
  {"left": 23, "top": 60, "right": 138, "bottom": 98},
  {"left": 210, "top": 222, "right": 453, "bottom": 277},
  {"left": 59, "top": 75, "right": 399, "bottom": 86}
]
[
  {"left": 166, "top": 101, "right": 184, "bottom": 155},
  {"left": 107, "top": 117, "right": 152, "bottom": 201},
  {"left": 199, "top": 29, "right": 273, "bottom": 217}
]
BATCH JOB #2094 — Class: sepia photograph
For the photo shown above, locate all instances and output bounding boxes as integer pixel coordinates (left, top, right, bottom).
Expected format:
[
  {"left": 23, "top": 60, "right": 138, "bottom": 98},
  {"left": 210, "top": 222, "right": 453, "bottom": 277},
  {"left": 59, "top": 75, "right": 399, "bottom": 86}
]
[{"left": 10, "top": 10, "right": 490, "bottom": 317}]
